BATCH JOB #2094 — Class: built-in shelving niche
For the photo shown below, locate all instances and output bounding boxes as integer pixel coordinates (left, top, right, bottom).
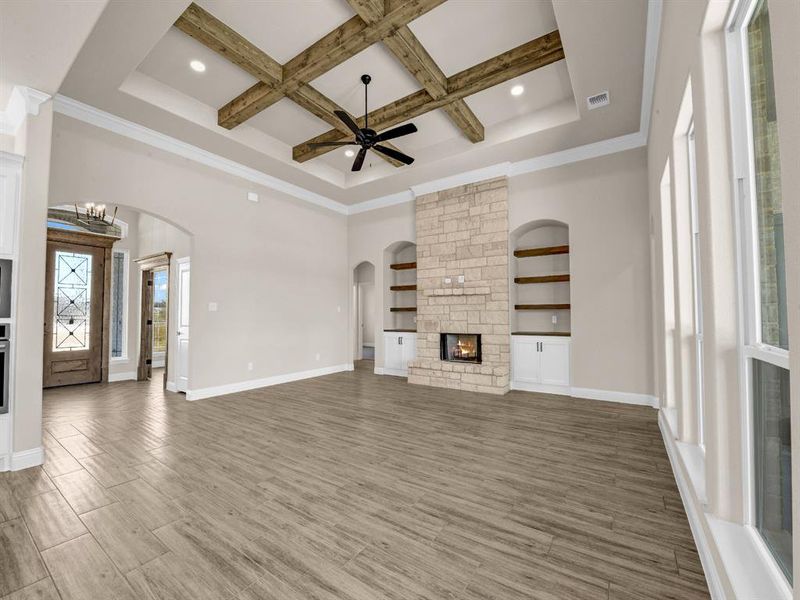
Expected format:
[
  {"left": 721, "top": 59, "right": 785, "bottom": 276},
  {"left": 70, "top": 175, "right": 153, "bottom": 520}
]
[
  {"left": 384, "top": 241, "right": 417, "bottom": 332},
  {"left": 510, "top": 221, "right": 571, "bottom": 336}
]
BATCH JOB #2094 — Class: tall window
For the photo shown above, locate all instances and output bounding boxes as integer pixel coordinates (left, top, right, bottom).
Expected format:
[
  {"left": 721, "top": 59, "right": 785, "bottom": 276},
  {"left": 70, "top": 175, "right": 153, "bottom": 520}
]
[
  {"left": 110, "top": 251, "right": 127, "bottom": 359},
  {"left": 729, "top": 0, "right": 791, "bottom": 583},
  {"left": 152, "top": 268, "right": 168, "bottom": 355}
]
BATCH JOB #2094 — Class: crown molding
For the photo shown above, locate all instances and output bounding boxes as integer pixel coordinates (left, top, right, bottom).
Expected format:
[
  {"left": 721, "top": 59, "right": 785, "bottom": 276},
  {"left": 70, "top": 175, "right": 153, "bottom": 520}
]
[
  {"left": 347, "top": 189, "right": 415, "bottom": 216},
  {"left": 52, "top": 95, "right": 349, "bottom": 215},
  {"left": 0, "top": 86, "right": 51, "bottom": 135},
  {"left": 409, "top": 162, "right": 513, "bottom": 197}
]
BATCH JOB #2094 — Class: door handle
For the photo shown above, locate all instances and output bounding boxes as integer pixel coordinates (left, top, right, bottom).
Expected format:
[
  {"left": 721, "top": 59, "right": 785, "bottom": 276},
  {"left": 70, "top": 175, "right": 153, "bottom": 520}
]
[{"left": 398, "top": 337, "right": 403, "bottom": 345}]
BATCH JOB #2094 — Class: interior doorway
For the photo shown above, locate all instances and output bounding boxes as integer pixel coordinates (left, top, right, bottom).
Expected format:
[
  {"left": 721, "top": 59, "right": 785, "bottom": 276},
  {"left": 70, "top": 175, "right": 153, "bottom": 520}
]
[
  {"left": 135, "top": 252, "right": 171, "bottom": 386},
  {"left": 43, "top": 229, "right": 118, "bottom": 388},
  {"left": 353, "top": 261, "right": 375, "bottom": 362}
]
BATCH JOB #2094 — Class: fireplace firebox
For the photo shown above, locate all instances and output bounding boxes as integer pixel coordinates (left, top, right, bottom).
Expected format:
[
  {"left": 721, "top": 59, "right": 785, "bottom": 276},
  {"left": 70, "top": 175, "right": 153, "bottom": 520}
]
[{"left": 440, "top": 333, "right": 482, "bottom": 363}]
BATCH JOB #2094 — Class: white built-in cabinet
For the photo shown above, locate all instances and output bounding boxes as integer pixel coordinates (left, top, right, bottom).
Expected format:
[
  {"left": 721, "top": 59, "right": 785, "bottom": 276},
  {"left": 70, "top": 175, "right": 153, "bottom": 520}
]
[
  {"left": 383, "top": 331, "right": 416, "bottom": 377},
  {"left": 0, "top": 154, "right": 21, "bottom": 257},
  {"left": 511, "top": 335, "right": 570, "bottom": 393}
]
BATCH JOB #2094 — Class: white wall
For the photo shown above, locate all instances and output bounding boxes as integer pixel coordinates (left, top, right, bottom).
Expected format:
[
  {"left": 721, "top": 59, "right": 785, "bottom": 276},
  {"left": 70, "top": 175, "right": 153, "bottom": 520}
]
[
  {"left": 12, "top": 102, "right": 53, "bottom": 455},
  {"left": 49, "top": 114, "right": 350, "bottom": 394}
]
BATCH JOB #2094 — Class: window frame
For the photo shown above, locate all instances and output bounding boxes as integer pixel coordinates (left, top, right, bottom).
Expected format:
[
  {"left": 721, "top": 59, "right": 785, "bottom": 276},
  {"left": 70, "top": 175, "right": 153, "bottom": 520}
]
[
  {"left": 110, "top": 248, "right": 129, "bottom": 362},
  {"left": 726, "top": 0, "right": 792, "bottom": 588},
  {"left": 686, "top": 121, "right": 705, "bottom": 450}
]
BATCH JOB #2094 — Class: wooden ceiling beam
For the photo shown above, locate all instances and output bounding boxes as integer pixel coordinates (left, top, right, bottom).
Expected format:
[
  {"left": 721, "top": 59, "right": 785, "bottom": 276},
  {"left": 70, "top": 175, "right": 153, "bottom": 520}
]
[
  {"left": 348, "top": 1, "right": 484, "bottom": 143},
  {"left": 293, "top": 30, "right": 564, "bottom": 163},
  {"left": 217, "top": 0, "right": 447, "bottom": 129},
  {"left": 174, "top": 3, "right": 404, "bottom": 168}
]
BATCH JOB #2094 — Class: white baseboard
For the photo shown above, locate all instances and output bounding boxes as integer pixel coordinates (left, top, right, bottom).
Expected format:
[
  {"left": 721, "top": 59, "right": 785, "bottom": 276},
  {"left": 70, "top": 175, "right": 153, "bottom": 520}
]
[
  {"left": 570, "top": 386, "right": 659, "bottom": 408},
  {"left": 658, "top": 410, "right": 790, "bottom": 600},
  {"left": 511, "top": 381, "right": 571, "bottom": 395},
  {"left": 345, "top": 363, "right": 354, "bottom": 371},
  {"left": 185, "top": 363, "right": 352, "bottom": 401},
  {"left": 374, "top": 367, "right": 384, "bottom": 375},
  {"left": 11, "top": 446, "right": 44, "bottom": 471},
  {"left": 0, "top": 454, "right": 8, "bottom": 471},
  {"left": 108, "top": 371, "right": 137, "bottom": 382},
  {"left": 382, "top": 367, "right": 408, "bottom": 378},
  {"left": 165, "top": 381, "right": 178, "bottom": 392}
]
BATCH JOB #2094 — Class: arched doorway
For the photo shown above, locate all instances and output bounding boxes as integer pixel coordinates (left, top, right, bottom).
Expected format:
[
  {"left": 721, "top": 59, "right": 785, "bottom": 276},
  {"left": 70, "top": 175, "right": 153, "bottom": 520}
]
[{"left": 353, "top": 261, "right": 376, "bottom": 362}]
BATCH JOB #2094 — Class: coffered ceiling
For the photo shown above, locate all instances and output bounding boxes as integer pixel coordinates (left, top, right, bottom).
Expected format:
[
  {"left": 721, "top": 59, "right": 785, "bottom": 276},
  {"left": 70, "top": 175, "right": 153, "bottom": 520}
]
[{"left": 55, "top": 0, "right": 649, "bottom": 205}]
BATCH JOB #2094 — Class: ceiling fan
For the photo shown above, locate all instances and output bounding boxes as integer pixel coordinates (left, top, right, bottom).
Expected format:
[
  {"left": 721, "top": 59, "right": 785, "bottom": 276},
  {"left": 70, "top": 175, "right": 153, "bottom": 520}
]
[{"left": 309, "top": 74, "right": 417, "bottom": 172}]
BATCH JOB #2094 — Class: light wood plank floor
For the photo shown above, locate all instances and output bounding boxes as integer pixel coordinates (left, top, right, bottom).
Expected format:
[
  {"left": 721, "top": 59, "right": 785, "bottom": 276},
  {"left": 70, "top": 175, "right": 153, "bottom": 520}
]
[{"left": 1, "top": 362, "right": 709, "bottom": 599}]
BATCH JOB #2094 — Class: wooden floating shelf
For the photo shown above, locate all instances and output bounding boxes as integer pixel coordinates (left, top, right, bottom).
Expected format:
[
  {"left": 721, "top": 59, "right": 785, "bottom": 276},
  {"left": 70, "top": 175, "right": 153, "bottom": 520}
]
[
  {"left": 514, "top": 274, "right": 570, "bottom": 284},
  {"left": 390, "top": 307, "right": 417, "bottom": 312},
  {"left": 514, "top": 303, "right": 571, "bottom": 311},
  {"left": 514, "top": 245, "right": 569, "bottom": 258},
  {"left": 512, "top": 331, "right": 571, "bottom": 337},
  {"left": 384, "top": 328, "right": 416, "bottom": 333},
  {"left": 390, "top": 284, "right": 417, "bottom": 291},
  {"left": 390, "top": 262, "right": 417, "bottom": 270}
]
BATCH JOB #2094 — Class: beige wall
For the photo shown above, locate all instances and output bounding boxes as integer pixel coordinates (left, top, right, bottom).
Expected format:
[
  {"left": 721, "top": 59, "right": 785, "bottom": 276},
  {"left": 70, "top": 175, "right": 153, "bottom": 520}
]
[
  {"left": 348, "top": 201, "right": 415, "bottom": 370},
  {"left": 49, "top": 114, "right": 350, "bottom": 393},
  {"left": 348, "top": 148, "right": 652, "bottom": 397},
  {"left": 510, "top": 148, "right": 652, "bottom": 396}
]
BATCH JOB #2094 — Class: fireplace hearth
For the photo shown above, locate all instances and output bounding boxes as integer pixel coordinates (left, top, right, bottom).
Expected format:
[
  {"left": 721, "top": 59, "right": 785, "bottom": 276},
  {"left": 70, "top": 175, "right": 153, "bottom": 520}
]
[{"left": 440, "top": 333, "right": 482, "bottom": 364}]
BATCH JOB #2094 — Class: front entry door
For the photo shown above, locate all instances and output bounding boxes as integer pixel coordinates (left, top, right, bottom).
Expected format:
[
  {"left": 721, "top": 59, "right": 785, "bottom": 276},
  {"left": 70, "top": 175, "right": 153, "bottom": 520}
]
[{"left": 43, "top": 241, "right": 106, "bottom": 387}]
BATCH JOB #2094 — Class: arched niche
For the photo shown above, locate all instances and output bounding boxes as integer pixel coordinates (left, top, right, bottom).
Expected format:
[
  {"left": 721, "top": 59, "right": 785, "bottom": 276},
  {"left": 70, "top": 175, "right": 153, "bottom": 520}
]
[
  {"left": 510, "top": 220, "right": 571, "bottom": 335},
  {"left": 383, "top": 240, "right": 417, "bottom": 332}
]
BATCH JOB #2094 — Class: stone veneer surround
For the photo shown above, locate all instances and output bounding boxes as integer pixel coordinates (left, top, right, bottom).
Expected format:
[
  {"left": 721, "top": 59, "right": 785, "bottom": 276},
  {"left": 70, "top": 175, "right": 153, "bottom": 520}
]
[{"left": 408, "top": 177, "right": 510, "bottom": 394}]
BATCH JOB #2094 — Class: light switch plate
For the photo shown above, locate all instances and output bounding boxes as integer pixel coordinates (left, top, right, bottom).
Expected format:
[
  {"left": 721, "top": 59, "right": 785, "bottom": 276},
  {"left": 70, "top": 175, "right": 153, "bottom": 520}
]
[
  {"left": 208, "top": 302, "right": 218, "bottom": 312},
  {"left": 247, "top": 192, "right": 259, "bottom": 202},
  {"left": 457, "top": 275, "right": 465, "bottom": 284},
  {"left": 444, "top": 277, "right": 452, "bottom": 284}
]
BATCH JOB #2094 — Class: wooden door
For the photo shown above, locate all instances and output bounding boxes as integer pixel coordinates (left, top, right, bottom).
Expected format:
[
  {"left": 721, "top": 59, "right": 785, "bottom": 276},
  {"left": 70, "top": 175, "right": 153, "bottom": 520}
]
[
  {"left": 43, "top": 241, "right": 106, "bottom": 387},
  {"left": 138, "top": 269, "right": 154, "bottom": 381}
]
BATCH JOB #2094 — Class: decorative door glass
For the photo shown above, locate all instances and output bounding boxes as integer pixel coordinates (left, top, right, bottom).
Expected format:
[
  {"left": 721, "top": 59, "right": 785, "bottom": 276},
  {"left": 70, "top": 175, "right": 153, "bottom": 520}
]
[{"left": 53, "top": 251, "right": 93, "bottom": 352}]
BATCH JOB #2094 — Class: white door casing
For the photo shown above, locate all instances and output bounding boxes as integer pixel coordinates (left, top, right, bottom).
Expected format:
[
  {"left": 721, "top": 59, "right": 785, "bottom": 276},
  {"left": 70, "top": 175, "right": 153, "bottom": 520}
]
[{"left": 176, "top": 258, "right": 190, "bottom": 393}]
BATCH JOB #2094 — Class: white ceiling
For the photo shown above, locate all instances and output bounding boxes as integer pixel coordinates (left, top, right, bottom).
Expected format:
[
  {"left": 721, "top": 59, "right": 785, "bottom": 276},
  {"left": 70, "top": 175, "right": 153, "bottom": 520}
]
[{"left": 51, "top": 0, "right": 648, "bottom": 204}]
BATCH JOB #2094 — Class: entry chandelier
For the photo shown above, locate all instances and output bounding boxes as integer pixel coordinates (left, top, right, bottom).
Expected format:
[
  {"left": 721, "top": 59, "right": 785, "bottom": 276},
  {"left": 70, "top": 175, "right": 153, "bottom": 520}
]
[{"left": 75, "top": 202, "right": 117, "bottom": 226}]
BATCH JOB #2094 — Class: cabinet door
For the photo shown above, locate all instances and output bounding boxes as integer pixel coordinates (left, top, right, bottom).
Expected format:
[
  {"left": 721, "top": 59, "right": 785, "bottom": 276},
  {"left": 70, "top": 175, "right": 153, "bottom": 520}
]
[
  {"left": 540, "top": 339, "right": 570, "bottom": 386},
  {"left": 0, "top": 167, "right": 19, "bottom": 256},
  {"left": 384, "top": 334, "right": 401, "bottom": 370},
  {"left": 512, "top": 338, "right": 540, "bottom": 383},
  {"left": 402, "top": 334, "right": 416, "bottom": 368}
]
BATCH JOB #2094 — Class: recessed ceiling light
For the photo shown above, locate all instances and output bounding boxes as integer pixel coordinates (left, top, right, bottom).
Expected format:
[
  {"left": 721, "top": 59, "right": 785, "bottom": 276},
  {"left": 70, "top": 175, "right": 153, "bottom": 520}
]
[
  {"left": 190, "top": 60, "right": 206, "bottom": 73},
  {"left": 345, "top": 149, "right": 355, "bottom": 157},
  {"left": 511, "top": 84, "right": 524, "bottom": 97}
]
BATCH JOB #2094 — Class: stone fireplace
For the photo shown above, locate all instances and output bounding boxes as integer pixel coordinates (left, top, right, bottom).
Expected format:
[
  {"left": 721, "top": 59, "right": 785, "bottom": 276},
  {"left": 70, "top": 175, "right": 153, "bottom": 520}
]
[{"left": 408, "top": 177, "right": 510, "bottom": 394}]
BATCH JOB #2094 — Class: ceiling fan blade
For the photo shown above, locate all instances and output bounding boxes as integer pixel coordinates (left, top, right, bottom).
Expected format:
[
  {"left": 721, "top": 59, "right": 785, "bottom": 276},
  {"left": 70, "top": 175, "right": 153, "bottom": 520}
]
[
  {"left": 334, "top": 110, "right": 363, "bottom": 138},
  {"left": 373, "top": 122, "right": 417, "bottom": 143},
  {"left": 352, "top": 147, "right": 367, "bottom": 172},
  {"left": 373, "top": 144, "right": 414, "bottom": 165},
  {"left": 307, "top": 141, "right": 356, "bottom": 147}
]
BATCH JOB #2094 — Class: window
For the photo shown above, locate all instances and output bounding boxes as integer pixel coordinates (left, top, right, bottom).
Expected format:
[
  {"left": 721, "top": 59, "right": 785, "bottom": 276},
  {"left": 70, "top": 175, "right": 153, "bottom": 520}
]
[
  {"left": 728, "top": 0, "right": 791, "bottom": 583},
  {"left": 152, "top": 268, "right": 168, "bottom": 355},
  {"left": 687, "top": 122, "right": 704, "bottom": 448},
  {"left": 110, "top": 250, "right": 127, "bottom": 359},
  {"left": 53, "top": 251, "right": 92, "bottom": 352}
]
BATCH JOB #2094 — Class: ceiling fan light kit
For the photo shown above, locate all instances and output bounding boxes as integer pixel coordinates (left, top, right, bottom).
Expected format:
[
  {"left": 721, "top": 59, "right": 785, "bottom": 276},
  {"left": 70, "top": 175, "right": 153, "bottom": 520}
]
[{"left": 309, "top": 74, "right": 418, "bottom": 172}]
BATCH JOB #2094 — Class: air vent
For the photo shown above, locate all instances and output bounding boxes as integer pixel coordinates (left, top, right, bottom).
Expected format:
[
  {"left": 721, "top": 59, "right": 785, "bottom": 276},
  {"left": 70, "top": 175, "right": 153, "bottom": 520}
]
[{"left": 587, "top": 91, "right": 610, "bottom": 110}]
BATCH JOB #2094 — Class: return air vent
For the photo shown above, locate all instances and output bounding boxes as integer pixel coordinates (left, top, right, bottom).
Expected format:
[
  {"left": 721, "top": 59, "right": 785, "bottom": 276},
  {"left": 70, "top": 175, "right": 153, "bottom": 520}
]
[{"left": 587, "top": 91, "right": 610, "bottom": 110}]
